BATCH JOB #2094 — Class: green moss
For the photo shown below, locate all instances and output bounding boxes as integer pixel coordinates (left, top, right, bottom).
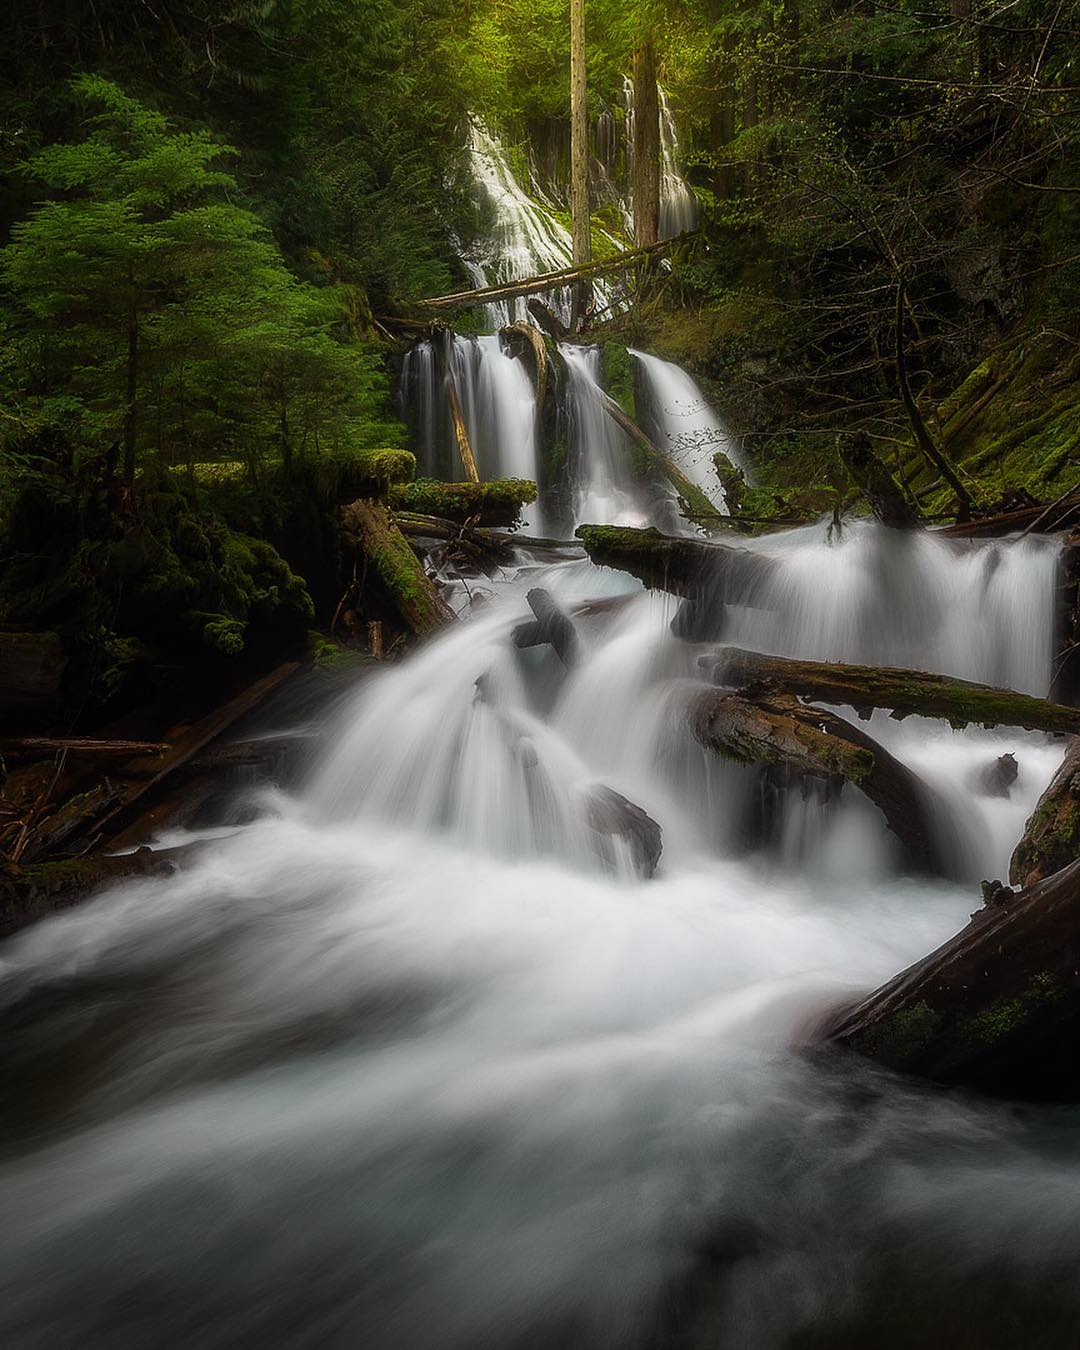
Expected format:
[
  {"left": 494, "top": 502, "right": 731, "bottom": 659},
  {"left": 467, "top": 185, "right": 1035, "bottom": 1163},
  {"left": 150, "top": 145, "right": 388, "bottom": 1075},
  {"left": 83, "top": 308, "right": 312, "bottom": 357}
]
[
  {"left": 853, "top": 1000, "right": 943, "bottom": 1066},
  {"left": 389, "top": 477, "right": 537, "bottom": 527},
  {"left": 305, "top": 630, "right": 368, "bottom": 672},
  {"left": 601, "top": 342, "right": 636, "bottom": 420}
]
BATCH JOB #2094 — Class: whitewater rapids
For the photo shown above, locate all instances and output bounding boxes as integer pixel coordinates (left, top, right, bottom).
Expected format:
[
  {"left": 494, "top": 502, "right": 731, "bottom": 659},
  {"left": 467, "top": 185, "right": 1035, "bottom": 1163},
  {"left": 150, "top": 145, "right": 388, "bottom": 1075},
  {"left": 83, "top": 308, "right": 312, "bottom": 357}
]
[{"left": 0, "top": 523, "right": 1077, "bottom": 1349}]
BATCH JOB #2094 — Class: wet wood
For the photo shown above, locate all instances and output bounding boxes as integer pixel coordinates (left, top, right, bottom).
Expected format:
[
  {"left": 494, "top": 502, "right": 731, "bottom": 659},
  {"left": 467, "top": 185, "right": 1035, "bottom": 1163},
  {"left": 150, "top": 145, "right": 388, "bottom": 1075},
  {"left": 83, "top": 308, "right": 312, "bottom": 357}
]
[
  {"left": 691, "top": 687, "right": 946, "bottom": 874},
  {"left": 513, "top": 588, "right": 579, "bottom": 668},
  {"left": 837, "top": 430, "right": 921, "bottom": 528},
  {"left": 595, "top": 390, "right": 720, "bottom": 520},
  {"left": 585, "top": 784, "right": 662, "bottom": 877},
  {"left": 444, "top": 374, "right": 480, "bottom": 483},
  {"left": 826, "top": 859, "right": 1080, "bottom": 1101},
  {"left": 699, "top": 646, "right": 1080, "bottom": 735},
  {"left": 935, "top": 493, "right": 1080, "bottom": 538},
  {"left": 575, "top": 524, "right": 778, "bottom": 602},
  {"left": 1010, "top": 737, "right": 1080, "bottom": 889},
  {"left": 500, "top": 321, "right": 548, "bottom": 409}
]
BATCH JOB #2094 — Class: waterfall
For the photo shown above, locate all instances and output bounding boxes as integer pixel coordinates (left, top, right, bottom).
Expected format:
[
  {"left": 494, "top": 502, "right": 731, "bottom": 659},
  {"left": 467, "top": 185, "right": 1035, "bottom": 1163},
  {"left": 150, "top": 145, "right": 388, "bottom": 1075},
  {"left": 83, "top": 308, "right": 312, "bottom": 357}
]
[
  {"left": 630, "top": 349, "right": 740, "bottom": 510},
  {"left": 559, "top": 344, "right": 681, "bottom": 529},
  {"left": 621, "top": 77, "right": 699, "bottom": 240},
  {"left": 0, "top": 519, "right": 1073, "bottom": 1348},
  {"left": 401, "top": 333, "right": 538, "bottom": 490}
]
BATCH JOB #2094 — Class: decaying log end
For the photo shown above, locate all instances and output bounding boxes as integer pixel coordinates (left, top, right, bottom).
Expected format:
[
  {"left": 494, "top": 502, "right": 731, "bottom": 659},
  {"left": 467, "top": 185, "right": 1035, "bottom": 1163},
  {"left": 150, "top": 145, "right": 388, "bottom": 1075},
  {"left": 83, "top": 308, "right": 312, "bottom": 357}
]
[{"left": 825, "top": 860, "right": 1080, "bottom": 1102}]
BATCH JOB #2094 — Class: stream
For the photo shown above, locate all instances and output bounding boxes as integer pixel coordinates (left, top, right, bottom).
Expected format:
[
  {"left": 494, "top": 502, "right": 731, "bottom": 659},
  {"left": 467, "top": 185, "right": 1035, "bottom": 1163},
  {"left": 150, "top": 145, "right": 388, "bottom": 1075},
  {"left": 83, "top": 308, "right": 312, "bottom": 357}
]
[{"left": 1, "top": 514, "right": 1077, "bottom": 1349}]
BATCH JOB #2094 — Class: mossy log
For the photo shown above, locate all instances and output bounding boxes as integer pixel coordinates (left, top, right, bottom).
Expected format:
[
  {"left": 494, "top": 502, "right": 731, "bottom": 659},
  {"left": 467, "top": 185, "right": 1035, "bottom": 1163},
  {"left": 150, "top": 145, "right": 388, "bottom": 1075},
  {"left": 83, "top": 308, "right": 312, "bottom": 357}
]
[
  {"left": 0, "top": 845, "right": 195, "bottom": 938},
  {"left": 826, "top": 859, "right": 1080, "bottom": 1101},
  {"left": 594, "top": 389, "right": 720, "bottom": 521},
  {"left": 700, "top": 647, "right": 1080, "bottom": 736},
  {"left": 935, "top": 493, "right": 1080, "bottom": 539},
  {"left": 343, "top": 499, "right": 454, "bottom": 638},
  {"left": 575, "top": 524, "right": 777, "bottom": 600},
  {"left": 389, "top": 478, "right": 538, "bottom": 529},
  {"left": 690, "top": 688, "right": 946, "bottom": 874},
  {"left": 1010, "top": 738, "right": 1080, "bottom": 889}
]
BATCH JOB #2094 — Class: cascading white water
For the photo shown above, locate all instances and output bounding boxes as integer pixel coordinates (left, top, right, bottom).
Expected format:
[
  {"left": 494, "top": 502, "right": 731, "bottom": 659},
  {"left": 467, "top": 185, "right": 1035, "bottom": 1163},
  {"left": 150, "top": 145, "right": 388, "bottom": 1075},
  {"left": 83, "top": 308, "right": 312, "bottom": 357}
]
[
  {"left": 621, "top": 78, "right": 699, "bottom": 241},
  {"left": 0, "top": 506, "right": 1074, "bottom": 1348},
  {"left": 630, "top": 349, "right": 742, "bottom": 510},
  {"left": 559, "top": 344, "right": 677, "bottom": 530},
  {"left": 401, "top": 333, "right": 538, "bottom": 493}
]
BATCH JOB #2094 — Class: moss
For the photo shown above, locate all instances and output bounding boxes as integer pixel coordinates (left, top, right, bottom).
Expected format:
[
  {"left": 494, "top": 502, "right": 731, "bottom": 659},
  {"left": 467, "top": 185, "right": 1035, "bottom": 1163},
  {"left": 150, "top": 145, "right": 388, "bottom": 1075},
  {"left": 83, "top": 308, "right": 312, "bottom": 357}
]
[
  {"left": 305, "top": 630, "right": 368, "bottom": 672},
  {"left": 388, "top": 477, "right": 537, "bottom": 527},
  {"left": 853, "top": 1000, "right": 943, "bottom": 1066},
  {"left": 601, "top": 342, "right": 636, "bottom": 419}
]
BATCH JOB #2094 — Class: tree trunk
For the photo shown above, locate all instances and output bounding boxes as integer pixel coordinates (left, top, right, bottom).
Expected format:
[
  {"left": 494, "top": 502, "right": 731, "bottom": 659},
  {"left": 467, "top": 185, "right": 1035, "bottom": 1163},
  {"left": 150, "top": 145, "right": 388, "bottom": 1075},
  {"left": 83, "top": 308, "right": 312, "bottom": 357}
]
[
  {"left": 690, "top": 687, "right": 947, "bottom": 874},
  {"left": 837, "top": 430, "right": 921, "bottom": 528},
  {"left": 569, "top": 0, "right": 591, "bottom": 326},
  {"left": 826, "top": 859, "right": 1080, "bottom": 1102},
  {"left": 895, "top": 280, "right": 973, "bottom": 516},
  {"left": 512, "top": 587, "right": 580, "bottom": 667},
  {"left": 594, "top": 387, "right": 719, "bottom": 519},
  {"left": 699, "top": 646, "right": 1080, "bottom": 737},
  {"left": 1010, "top": 738, "right": 1080, "bottom": 888},
  {"left": 122, "top": 299, "right": 139, "bottom": 486},
  {"left": 575, "top": 523, "right": 778, "bottom": 600},
  {"left": 632, "top": 40, "right": 660, "bottom": 247}
]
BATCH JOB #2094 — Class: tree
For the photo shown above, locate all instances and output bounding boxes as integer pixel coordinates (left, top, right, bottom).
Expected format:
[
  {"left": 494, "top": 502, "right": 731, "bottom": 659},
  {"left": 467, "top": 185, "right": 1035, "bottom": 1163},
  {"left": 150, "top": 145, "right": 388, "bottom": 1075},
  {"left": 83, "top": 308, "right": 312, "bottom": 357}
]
[
  {"left": 1, "top": 76, "right": 386, "bottom": 486},
  {"left": 632, "top": 39, "right": 661, "bottom": 246},
  {"left": 570, "top": 0, "right": 592, "bottom": 325}
]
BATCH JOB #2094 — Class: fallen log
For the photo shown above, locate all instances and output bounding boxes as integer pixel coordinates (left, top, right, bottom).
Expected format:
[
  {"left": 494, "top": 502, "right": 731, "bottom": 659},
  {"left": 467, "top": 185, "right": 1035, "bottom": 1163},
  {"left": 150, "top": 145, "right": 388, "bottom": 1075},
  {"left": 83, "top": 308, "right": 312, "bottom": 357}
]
[
  {"left": 500, "top": 321, "right": 548, "bottom": 410},
  {"left": 527, "top": 298, "right": 569, "bottom": 342},
  {"left": 935, "top": 493, "right": 1080, "bottom": 538},
  {"left": 388, "top": 478, "right": 537, "bottom": 529},
  {"left": 699, "top": 646, "right": 1080, "bottom": 736},
  {"left": 690, "top": 687, "right": 946, "bottom": 874},
  {"left": 594, "top": 388, "right": 720, "bottom": 521},
  {"left": 0, "top": 737, "right": 169, "bottom": 759},
  {"left": 0, "top": 844, "right": 199, "bottom": 937},
  {"left": 826, "top": 859, "right": 1080, "bottom": 1101},
  {"left": 575, "top": 524, "right": 778, "bottom": 601},
  {"left": 513, "top": 588, "right": 580, "bottom": 667},
  {"left": 19, "top": 780, "right": 122, "bottom": 864},
  {"left": 343, "top": 499, "right": 455, "bottom": 637},
  {"left": 1010, "top": 737, "right": 1080, "bottom": 889}
]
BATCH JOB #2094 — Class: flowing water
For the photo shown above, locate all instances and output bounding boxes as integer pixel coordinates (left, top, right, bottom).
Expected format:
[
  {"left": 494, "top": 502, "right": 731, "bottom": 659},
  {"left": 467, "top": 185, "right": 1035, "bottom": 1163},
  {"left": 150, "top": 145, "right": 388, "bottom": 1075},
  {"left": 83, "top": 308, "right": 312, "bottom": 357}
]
[{"left": 1, "top": 501, "right": 1076, "bottom": 1348}]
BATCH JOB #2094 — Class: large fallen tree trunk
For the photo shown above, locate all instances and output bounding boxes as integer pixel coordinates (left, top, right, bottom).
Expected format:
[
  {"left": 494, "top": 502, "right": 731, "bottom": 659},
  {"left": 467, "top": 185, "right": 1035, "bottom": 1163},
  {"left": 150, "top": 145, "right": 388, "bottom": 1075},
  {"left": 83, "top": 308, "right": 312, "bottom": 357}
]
[
  {"left": 1010, "top": 737, "right": 1080, "bottom": 889},
  {"left": 826, "top": 858, "right": 1080, "bottom": 1101},
  {"left": 343, "top": 499, "right": 455, "bottom": 637},
  {"left": 690, "top": 687, "right": 946, "bottom": 874},
  {"left": 388, "top": 478, "right": 537, "bottom": 529},
  {"left": 934, "top": 493, "right": 1080, "bottom": 539},
  {"left": 700, "top": 646, "right": 1080, "bottom": 736},
  {"left": 593, "top": 390, "right": 720, "bottom": 521},
  {"left": 575, "top": 524, "right": 777, "bottom": 600}
]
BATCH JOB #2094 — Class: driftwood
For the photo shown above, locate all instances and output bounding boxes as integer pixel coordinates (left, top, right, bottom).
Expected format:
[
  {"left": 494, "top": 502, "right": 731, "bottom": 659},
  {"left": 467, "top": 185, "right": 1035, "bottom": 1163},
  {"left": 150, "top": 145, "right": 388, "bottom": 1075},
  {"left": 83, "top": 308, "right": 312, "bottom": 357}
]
[
  {"left": 343, "top": 499, "right": 455, "bottom": 637},
  {"left": 691, "top": 687, "right": 946, "bottom": 874},
  {"left": 837, "top": 430, "right": 920, "bottom": 529},
  {"left": 1010, "top": 737, "right": 1080, "bottom": 889},
  {"left": 584, "top": 785, "right": 663, "bottom": 877},
  {"left": 512, "top": 588, "right": 580, "bottom": 667},
  {"left": 827, "top": 859, "right": 1080, "bottom": 1101},
  {"left": 700, "top": 646, "right": 1080, "bottom": 736}
]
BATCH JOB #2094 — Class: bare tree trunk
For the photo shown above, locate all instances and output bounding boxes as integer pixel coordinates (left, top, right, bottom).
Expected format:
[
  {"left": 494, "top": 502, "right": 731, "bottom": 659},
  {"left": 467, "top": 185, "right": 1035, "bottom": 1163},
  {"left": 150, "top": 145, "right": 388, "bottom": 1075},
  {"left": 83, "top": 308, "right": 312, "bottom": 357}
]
[
  {"left": 570, "top": 0, "right": 591, "bottom": 327},
  {"left": 632, "top": 40, "right": 660, "bottom": 247}
]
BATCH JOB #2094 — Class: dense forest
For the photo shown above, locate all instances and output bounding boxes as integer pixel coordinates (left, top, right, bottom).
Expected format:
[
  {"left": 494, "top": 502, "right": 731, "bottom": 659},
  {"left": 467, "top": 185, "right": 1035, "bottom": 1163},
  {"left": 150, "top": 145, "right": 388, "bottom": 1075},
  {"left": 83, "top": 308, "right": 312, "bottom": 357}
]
[{"left": 2, "top": 0, "right": 1077, "bottom": 720}]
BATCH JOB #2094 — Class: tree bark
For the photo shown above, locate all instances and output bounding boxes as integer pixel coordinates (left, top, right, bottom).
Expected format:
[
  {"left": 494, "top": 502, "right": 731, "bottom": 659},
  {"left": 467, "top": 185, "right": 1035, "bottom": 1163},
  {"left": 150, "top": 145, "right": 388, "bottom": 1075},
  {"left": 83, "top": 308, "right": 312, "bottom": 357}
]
[
  {"left": 632, "top": 40, "right": 660, "bottom": 247},
  {"left": 1010, "top": 738, "right": 1080, "bottom": 889},
  {"left": 569, "top": 0, "right": 591, "bottom": 327},
  {"left": 343, "top": 499, "right": 455, "bottom": 637},
  {"left": 699, "top": 646, "right": 1080, "bottom": 736},
  {"left": 690, "top": 687, "right": 947, "bottom": 874},
  {"left": 826, "top": 859, "right": 1080, "bottom": 1101}
]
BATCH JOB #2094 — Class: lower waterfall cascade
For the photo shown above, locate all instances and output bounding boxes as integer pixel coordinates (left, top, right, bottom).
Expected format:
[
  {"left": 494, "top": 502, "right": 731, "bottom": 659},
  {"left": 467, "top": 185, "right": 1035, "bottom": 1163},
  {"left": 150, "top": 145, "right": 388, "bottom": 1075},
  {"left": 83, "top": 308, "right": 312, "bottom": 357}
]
[{"left": 1, "top": 498, "right": 1077, "bottom": 1347}]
